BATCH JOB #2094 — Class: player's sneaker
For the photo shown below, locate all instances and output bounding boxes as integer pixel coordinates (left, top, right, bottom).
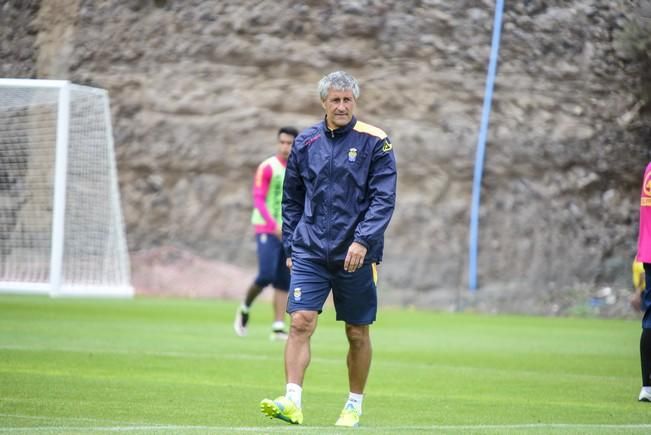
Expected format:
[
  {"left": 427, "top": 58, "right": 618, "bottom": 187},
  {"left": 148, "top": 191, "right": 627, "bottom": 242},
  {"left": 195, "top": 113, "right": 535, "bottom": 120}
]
[
  {"left": 233, "top": 307, "right": 249, "bottom": 337},
  {"left": 260, "top": 396, "right": 303, "bottom": 424},
  {"left": 639, "top": 388, "right": 651, "bottom": 402},
  {"left": 334, "top": 403, "right": 361, "bottom": 427},
  {"left": 270, "top": 330, "right": 289, "bottom": 341}
]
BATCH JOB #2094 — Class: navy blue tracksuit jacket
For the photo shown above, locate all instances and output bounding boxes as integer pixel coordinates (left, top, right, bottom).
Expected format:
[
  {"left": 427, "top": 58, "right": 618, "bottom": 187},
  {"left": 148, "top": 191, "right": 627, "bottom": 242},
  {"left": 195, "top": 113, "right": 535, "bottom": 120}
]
[{"left": 282, "top": 116, "right": 397, "bottom": 266}]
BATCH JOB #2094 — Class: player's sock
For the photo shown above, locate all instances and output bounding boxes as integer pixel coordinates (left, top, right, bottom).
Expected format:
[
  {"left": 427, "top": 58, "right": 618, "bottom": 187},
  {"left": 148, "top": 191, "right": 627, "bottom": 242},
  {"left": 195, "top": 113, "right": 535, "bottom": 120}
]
[
  {"left": 286, "top": 383, "right": 302, "bottom": 408},
  {"left": 272, "top": 320, "right": 286, "bottom": 332},
  {"left": 345, "top": 392, "right": 363, "bottom": 414},
  {"left": 641, "top": 328, "right": 651, "bottom": 387}
]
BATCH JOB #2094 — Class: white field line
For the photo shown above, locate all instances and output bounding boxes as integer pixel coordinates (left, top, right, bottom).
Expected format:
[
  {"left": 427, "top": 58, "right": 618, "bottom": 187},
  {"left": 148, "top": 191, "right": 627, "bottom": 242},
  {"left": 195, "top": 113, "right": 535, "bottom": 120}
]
[
  {"left": 2, "top": 413, "right": 651, "bottom": 432},
  {"left": 2, "top": 423, "right": 651, "bottom": 433}
]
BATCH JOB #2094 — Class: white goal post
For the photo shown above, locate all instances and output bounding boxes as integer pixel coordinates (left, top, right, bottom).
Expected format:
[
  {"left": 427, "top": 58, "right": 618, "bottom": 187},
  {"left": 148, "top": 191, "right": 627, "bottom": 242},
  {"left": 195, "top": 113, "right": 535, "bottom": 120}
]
[{"left": 0, "top": 79, "right": 133, "bottom": 297}]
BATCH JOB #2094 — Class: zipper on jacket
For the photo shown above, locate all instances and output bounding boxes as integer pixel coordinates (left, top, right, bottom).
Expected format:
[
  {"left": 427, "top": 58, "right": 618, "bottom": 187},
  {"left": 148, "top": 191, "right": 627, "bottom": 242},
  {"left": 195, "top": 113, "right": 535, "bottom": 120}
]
[{"left": 325, "top": 131, "right": 335, "bottom": 265}]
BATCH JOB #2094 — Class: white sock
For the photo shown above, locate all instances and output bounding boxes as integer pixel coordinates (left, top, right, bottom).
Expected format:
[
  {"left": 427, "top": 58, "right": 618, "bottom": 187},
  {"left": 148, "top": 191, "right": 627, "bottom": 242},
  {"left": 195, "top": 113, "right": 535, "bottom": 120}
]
[
  {"left": 272, "top": 321, "right": 285, "bottom": 331},
  {"left": 644, "top": 386, "right": 651, "bottom": 394},
  {"left": 345, "top": 392, "right": 363, "bottom": 414},
  {"left": 286, "top": 383, "right": 302, "bottom": 408},
  {"left": 240, "top": 303, "right": 249, "bottom": 314}
]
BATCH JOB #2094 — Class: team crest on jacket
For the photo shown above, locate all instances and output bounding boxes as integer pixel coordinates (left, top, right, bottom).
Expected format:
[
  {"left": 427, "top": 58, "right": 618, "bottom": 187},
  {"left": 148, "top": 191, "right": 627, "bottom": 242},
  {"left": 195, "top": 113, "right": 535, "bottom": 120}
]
[
  {"left": 382, "top": 140, "right": 393, "bottom": 152},
  {"left": 348, "top": 148, "right": 358, "bottom": 162}
]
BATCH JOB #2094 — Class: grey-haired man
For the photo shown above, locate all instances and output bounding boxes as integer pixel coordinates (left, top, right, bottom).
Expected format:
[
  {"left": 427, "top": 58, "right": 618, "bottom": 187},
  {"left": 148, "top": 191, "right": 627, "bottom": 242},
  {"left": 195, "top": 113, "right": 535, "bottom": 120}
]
[{"left": 260, "top": 71, "right": 397, "bottom": 427}]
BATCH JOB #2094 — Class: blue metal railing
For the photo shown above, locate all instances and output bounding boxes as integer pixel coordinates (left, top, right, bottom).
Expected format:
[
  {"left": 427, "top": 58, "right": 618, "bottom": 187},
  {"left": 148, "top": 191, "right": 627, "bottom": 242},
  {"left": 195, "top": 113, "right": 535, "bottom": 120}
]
[{"left": 468, "top": 0, "right": 505, "bottom": 292}]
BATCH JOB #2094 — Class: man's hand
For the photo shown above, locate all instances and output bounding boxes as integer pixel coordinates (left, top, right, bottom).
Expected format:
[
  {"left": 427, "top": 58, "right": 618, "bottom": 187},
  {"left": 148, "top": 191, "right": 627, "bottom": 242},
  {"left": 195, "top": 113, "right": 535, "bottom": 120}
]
[
  {"left": 344, "top": 242, "right": 367, "bottom": 273},
  {"left": 286, "top": 258, "right": 292, "bottom": 269},
  {"left": 274, "top": 227, "right": 282, "bottom": 240}
]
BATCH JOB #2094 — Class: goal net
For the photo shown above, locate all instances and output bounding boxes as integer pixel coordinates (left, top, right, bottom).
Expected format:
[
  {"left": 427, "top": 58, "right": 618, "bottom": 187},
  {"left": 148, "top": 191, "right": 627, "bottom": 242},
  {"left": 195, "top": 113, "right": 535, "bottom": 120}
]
[{"left": 0, "top": 79, "right": 132, "bottom": 297}]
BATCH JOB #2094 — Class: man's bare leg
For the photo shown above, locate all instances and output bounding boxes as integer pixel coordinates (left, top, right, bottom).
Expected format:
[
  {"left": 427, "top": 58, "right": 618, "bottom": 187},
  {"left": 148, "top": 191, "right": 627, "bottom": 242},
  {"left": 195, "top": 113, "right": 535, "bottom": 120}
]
[
  {"left": 334, "top": 323, "right": 371, "bottom": 426},
  {"left": 345, "top": 323, "right": 372, "bottom": 394},
  {"left": 285, "top": 310, "right": 318, "bottom": 386},
  {"left": 273, "top": 288, "right": 289, "bottom": 324}
]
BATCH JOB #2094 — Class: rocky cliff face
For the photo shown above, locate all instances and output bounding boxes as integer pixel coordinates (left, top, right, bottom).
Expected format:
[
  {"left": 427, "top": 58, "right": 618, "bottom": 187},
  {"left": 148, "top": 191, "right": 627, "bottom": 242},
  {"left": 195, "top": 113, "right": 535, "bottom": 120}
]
[{"left": 2, "top": 0, "right": 650, "bottom": 312}]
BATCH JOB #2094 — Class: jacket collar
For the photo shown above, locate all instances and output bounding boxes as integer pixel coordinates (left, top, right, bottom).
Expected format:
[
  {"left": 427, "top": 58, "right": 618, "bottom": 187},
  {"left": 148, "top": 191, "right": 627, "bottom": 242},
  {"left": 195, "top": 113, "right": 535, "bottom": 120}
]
[{"left": 322, "top": 115, "right": 356, "bottom": 137}]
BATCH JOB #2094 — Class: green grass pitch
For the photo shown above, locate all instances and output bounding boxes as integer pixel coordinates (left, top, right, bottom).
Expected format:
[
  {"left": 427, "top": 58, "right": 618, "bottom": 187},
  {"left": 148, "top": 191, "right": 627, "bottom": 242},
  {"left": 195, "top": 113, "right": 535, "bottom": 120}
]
[{"left": 1, "top": 295, "right": 650, "bottom": 434}]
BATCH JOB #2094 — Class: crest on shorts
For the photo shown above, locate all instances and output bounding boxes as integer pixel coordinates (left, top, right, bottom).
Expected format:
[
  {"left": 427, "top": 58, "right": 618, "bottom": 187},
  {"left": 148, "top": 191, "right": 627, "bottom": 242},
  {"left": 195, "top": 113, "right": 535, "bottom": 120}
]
[
  {"left": 293, "top": 287, "right": 302, "bottom": 302},
  {"left": 348, "top": 148, "right": 357, "bottom": 162}
]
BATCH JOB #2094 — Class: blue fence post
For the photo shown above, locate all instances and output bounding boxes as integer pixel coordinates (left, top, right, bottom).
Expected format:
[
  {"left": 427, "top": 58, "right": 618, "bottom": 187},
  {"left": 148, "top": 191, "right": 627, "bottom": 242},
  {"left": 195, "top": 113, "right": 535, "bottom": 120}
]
[{"left": 468, "top": 0, "right": 505, "bottom": 292}]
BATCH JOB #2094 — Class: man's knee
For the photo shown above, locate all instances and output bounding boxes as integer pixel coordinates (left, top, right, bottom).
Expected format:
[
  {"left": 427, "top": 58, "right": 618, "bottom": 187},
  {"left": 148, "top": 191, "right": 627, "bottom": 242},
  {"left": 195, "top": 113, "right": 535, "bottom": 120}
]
[
  {"left": 290, "top": 311, "right": 318, "bottom": 337},
  {"left": 345, "top": 324, "right": 370, "bottom": 348}
]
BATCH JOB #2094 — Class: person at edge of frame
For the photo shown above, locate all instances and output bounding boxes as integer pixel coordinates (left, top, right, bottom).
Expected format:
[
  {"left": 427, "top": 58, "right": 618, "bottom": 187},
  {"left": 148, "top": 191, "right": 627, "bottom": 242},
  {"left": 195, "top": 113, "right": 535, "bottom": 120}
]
[{"left": 635, "top": 161, "right": 651, "bottom": 402}]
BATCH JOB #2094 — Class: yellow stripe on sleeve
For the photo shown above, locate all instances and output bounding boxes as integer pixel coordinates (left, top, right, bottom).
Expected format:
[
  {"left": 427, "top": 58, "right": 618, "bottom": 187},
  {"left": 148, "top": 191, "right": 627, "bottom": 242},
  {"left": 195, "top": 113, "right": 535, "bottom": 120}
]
[{"left": 353, "top": 121, "right": 387, "bottom": 140}]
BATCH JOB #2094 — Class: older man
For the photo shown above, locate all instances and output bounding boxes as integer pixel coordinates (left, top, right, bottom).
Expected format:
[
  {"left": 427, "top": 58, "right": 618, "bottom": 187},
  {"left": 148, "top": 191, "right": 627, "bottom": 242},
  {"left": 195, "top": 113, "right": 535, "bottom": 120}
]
[{"left": 260, "top": 71, "right": 397, "bottom": 427}]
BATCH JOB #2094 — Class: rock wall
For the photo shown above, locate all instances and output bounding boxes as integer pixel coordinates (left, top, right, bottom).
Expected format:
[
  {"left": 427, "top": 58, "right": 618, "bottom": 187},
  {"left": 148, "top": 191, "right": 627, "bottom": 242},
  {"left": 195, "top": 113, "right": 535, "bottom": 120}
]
[{"left": 2, "top": 0, "right": 650, "bottom": 311}]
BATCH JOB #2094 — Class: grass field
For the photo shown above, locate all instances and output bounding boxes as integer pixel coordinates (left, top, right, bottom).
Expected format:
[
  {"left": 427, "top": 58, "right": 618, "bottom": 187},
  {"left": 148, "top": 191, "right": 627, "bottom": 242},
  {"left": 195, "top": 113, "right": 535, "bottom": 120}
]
[{"left": 1, "top": 295, "right": 650, "bottom": 434}]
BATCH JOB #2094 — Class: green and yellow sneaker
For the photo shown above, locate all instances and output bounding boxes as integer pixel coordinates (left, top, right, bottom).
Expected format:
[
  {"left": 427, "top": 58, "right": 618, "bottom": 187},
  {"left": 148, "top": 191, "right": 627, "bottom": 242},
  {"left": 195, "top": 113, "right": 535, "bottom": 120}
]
[
  {"left": 334, "top": 403, "right": 360, "bottom": 427},
  {"left": 260, "top": 396, "right": 303, "bottom": 425}
]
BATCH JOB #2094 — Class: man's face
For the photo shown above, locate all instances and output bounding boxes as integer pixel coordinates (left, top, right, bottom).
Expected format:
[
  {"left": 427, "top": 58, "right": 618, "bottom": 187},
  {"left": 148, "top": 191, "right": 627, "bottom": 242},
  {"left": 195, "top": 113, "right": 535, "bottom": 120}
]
[
  {"left": 277, "top": 132, "right": 294, "bottom": 159},
  {"left": 322, "top": 88, "right": 356, "bottom": 129}
]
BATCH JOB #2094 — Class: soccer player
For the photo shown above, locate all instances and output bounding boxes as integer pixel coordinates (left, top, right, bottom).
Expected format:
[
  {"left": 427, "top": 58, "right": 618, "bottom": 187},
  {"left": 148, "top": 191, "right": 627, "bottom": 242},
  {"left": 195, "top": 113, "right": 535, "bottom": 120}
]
[
  {"left": 234, "top": 126, "right": 299, "bottom": 341},
  {"left": 636, "top": 161, "right": 651, "bottom": 402},
  {"left": 259, "top": 71, "right": 397, "bottom": 426}
]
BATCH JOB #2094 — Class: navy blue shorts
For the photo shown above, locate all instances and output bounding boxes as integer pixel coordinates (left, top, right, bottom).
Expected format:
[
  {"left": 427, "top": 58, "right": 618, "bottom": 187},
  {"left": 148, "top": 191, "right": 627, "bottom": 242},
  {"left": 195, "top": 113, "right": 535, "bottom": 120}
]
[
  {"left": 287, "top": 257, "right": 378, "bottom": 325},
  {"left": 643, "top": 263, "right": 651, "bottom": 329},
  {"left": 254, "top": 233, "right": 290, "bottom": 291}
]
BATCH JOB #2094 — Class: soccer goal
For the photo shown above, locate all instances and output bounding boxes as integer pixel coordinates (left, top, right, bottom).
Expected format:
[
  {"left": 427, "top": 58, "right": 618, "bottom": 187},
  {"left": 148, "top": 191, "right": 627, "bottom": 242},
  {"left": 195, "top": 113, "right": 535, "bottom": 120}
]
[{"left": 0, "top": 79, "right": 133, "bottom": 297}]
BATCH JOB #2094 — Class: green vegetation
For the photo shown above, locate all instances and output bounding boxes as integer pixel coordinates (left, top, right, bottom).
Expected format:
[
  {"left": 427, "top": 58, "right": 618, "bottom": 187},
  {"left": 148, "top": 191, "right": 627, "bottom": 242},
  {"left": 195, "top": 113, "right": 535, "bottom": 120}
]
[{"left": 0, "top": 295, "right": 649, "bottom": 434}]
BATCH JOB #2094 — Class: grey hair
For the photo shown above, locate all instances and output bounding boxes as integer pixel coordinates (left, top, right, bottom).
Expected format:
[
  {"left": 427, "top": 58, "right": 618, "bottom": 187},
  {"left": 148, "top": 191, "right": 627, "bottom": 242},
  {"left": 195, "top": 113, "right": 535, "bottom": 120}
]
[{"left": 318, "top": 71, "right": 360, "bottom": 101}]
